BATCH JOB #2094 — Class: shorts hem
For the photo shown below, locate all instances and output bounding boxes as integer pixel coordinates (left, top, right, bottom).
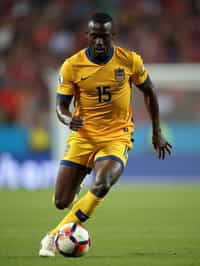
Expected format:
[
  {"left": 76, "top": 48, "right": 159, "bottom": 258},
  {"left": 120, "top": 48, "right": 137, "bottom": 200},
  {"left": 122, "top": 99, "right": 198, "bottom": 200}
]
[
  {"left": 95, "top": 155, "right": 124, "bottom": 170},
  {"left": 60, "top": 160, "right": 92, "bottom": 174}
]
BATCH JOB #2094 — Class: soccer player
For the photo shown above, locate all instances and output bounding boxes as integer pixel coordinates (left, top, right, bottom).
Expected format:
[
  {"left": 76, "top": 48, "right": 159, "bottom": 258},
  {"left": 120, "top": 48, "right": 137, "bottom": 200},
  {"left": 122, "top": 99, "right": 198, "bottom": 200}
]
[{"left": 39, "top": 12, "right": 172, "bottom": 256}]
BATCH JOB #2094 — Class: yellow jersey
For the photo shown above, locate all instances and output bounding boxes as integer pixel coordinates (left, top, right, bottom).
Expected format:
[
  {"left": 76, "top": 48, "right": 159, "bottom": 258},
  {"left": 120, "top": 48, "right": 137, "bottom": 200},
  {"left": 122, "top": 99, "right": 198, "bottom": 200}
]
[{"left": 57, "top": 45, "right": 148, "bottom": 140}]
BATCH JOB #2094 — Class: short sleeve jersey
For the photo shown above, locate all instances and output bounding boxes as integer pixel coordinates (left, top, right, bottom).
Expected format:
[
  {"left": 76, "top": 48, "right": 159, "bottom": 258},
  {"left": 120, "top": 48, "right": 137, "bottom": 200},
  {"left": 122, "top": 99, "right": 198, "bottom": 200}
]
[{"left": 57, "top": 46, "right": 148, "bottom": 139}]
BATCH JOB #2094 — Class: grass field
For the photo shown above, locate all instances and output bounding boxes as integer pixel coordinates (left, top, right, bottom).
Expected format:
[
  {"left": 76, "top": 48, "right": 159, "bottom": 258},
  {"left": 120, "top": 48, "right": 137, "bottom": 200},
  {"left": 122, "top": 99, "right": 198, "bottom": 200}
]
[{"left": 0, "top": 184, "right": 200, "bottom": 266}]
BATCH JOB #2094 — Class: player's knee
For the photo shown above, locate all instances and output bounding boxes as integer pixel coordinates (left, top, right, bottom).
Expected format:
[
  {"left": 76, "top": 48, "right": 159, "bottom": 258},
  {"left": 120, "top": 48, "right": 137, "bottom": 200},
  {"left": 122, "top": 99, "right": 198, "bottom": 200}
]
[
  {"left": 54, "top": 199, "right": 69, "bottom": 210},
  {"left": 91, "top": 180, "right": 111, "bottom": 197},
  {"left": 54, "top": 192, "right": 75, "bottom": 210}
]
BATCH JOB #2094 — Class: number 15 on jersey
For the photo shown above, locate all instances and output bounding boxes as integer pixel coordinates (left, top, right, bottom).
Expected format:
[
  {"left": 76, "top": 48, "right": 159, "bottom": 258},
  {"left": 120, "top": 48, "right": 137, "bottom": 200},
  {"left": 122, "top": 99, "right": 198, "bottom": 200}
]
[{"left": 96, "top": 86, "right": 111, "bottom": 103}]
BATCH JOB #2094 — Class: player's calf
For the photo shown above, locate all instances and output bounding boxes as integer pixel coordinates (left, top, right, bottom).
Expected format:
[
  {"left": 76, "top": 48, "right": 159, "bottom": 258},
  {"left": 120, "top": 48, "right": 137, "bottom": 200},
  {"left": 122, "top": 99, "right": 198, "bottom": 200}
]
[{"left": 91, "top": 179, "right": 111, "bottom": 197}]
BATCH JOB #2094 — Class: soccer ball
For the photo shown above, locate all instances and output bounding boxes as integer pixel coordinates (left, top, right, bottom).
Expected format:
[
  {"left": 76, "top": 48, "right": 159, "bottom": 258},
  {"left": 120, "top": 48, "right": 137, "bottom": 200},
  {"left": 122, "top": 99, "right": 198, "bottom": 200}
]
[{"left": 55, "top": 223, "right": 91, "bottom": 257}]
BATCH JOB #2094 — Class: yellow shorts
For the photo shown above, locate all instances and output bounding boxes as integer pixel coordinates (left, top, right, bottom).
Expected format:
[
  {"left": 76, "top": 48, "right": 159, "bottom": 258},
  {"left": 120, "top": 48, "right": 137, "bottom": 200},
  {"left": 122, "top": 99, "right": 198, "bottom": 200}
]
[{"left": 61, "top": 135, "right": 133, "bottom": 172}]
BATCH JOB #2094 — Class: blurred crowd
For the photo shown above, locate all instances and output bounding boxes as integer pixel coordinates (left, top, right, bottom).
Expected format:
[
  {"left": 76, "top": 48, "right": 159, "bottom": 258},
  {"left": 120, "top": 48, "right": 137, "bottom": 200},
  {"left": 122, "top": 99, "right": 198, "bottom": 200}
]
[{"left": 0, "top": 0, "right": 200, "bottom": 152}]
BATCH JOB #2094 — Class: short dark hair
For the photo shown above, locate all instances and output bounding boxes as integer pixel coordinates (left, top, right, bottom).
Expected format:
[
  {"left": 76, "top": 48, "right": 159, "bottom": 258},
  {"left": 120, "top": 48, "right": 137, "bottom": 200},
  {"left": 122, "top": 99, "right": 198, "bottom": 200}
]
[{"left": 89, "top": 12, "right": 113, "bottom": 24}]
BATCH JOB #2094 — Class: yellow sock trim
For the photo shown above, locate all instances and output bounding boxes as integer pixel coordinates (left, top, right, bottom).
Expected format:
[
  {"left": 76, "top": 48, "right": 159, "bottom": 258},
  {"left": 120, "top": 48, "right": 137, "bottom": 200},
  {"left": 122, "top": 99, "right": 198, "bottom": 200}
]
[{"left": 50, "top": 191, "right": 102, "bottom": 236}]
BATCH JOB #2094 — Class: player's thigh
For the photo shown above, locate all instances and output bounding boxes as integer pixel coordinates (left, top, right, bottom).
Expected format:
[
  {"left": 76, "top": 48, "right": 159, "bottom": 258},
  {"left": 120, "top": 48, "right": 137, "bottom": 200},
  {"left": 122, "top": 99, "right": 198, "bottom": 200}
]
[
  {"left": 94, "top": 158, "right": 123, "bottom": 184},
  {"left": 55, "top": 136, "right": 94, "bottom": 206},
  {"left": 91, "top": 159, "right": 123, "bottom": 197},
  {"left": 55, "top": 165, "right": 87, "bottom": 206},
  {"left": 92, "top": 141, "right": 130, "bottom": 191}
]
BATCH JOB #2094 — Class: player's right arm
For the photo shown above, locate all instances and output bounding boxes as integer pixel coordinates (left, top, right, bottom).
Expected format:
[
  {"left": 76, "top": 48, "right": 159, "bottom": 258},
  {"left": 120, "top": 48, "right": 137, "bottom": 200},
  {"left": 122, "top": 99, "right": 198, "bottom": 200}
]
[
  {"left": 56, "top": 96, "right": 83, "bottom": 131},
  {"left": 56, "top": 60, "right": 83, "bottom": 131}
]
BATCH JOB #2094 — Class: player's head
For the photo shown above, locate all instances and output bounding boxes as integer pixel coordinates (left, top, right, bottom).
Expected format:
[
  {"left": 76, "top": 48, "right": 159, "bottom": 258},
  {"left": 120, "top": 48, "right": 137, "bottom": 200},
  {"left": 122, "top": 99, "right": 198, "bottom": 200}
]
[{"left": 86, "top": 12, "right": 115, "bottom": 60}]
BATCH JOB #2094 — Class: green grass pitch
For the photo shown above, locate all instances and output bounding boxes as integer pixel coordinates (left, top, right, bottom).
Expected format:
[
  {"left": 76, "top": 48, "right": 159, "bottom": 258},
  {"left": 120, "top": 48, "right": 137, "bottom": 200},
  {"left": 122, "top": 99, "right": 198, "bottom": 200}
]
[{"left": 0, "top": 184, "right": 200, "bottom": 266}]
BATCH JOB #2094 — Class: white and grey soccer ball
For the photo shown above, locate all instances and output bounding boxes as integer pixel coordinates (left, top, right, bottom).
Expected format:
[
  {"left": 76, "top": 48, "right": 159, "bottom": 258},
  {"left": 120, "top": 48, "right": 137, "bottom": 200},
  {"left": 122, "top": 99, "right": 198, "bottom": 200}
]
[{"left": 55, "top": 222, "right": 91, "bottom": 257}]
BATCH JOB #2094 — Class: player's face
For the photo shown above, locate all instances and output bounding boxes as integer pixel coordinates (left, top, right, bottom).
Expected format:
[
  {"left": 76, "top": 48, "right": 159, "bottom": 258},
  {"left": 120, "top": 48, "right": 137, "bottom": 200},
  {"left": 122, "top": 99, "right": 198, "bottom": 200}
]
[{"left": 87, "top": 21, "right": 114, "bottom": 59}]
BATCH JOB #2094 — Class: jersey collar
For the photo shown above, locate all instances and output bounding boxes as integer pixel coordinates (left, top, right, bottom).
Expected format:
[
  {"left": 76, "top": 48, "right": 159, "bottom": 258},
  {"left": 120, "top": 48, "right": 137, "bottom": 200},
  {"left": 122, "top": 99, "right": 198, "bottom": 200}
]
[{"left": 85, "top": 47, "right": 114, "bottom": 65}]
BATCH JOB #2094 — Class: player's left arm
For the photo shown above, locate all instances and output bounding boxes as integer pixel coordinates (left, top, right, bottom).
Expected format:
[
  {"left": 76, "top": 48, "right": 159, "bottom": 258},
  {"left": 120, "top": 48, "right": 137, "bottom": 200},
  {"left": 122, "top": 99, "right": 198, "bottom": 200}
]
[{"left": 137, "top": 75, "right": 172, "bottom": 159}]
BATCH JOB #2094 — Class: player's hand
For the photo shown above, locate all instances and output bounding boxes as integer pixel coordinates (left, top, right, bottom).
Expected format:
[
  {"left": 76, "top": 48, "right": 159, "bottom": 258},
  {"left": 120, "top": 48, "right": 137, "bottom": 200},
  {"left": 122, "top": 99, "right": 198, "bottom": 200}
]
[
  {"left": 69, "top": 116, "right": 84, "bottom": 131},
  {"left": 152, "top": 130, "right": 172, "bottom": 160}
]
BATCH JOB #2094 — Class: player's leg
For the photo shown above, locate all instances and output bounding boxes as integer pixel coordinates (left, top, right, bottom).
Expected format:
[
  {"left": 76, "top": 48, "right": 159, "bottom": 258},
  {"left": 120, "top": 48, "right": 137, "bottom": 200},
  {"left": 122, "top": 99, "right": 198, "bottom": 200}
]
[
  {"left": 39, "top": 141, "right": 129, "bottom": 257},
  {"left": 48, "top": 158, "right": 122, "bottom": 229},
  {"left": 91, "top": 141, "right": 128, "bottom": 197},
  {"left": 91, "top": 158, "right": 123, "bottom": 197},
  {"left": 39, "top": 164, "right": 88, "bottom": 257},
  {"left": 50, "top": 164, "right": 89, "bottom": 233},
  {"left": 39, "top": 135, "right": 93, "bottom": 257},
  {"left": 54, "top": 164, "right": 88, "bottom": 209},
  {"left": 52, "top": 143, "right": 128, "bottom": 227}
]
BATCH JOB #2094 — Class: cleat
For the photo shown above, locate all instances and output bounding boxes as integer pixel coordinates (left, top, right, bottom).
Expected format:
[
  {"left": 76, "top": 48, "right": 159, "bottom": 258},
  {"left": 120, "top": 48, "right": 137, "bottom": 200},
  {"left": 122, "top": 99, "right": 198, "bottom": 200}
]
[{"left": 39, "top": 234, "right": 56, "bottom": 257}]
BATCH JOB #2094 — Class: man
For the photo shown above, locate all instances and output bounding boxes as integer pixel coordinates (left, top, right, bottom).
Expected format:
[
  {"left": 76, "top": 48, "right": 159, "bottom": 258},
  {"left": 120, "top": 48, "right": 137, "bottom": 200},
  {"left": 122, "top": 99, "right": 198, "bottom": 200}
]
[{"left": 39, "top": 12, "right": 172, "bottom": 257}]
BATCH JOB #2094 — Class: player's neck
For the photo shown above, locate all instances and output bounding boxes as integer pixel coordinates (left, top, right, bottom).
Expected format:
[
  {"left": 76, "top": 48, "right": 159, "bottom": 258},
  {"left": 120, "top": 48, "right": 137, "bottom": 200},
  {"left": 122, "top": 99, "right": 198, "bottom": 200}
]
[{"left": 86, "top": 47, "right": 114, "bottom": 64}]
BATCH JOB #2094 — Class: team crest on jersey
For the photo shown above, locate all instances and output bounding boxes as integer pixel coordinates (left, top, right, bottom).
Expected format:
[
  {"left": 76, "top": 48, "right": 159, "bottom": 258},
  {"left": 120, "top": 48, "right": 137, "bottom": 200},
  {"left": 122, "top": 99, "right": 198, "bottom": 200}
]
[{"left": 114, "top": 68, "right": 125, "bottom": 81}]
